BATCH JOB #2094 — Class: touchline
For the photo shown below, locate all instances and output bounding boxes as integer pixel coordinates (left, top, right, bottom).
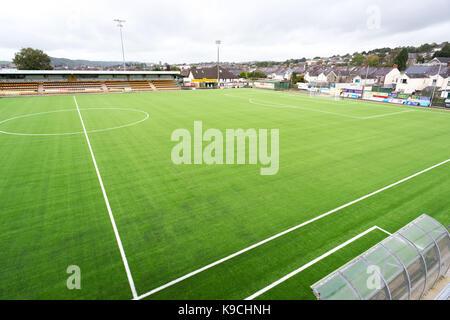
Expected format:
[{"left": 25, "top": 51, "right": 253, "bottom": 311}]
[{"left": 171, "top": 121, "right": 279, "bottom": 176}]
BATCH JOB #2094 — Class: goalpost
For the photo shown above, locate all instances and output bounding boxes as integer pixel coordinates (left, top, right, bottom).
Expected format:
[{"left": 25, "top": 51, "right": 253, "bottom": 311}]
[
  {"left": 334, "top": 88, "right": 342, "bottom": 101},
  {"left": 309, "top": 84, "right": 318, "bottom": 97}
]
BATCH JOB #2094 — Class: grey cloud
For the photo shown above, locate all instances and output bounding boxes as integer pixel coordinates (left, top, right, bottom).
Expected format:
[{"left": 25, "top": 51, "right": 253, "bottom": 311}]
[{"left": 0, "top": 0, "right": 448, "bottom": 63}]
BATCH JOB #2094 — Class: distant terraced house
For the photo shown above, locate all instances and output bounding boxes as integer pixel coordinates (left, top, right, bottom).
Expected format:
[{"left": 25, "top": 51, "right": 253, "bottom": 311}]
[
  {"left": 351, "top": 67, "right": 400, "bottom": 87},
  {"left": 396, "top": 65, "right": 449, "bottom": 94},
  {"left": 301, "top": 65, "right": 400, "bottom": 88}
]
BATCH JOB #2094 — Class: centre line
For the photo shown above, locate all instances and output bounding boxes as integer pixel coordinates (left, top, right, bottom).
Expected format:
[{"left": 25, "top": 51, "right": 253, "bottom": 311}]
[{"left": 73, "top": 96, "right": 137, "bottom": 299}]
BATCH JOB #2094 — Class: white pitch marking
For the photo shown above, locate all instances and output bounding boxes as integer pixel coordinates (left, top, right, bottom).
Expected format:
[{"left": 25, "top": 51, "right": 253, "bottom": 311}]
[
  {"left": 245, "top": 226, "right": 391, "bottom": 300},
  {"left": 226, "top": 93, "right": 415, "bottom": 120},
  {"left": 135, "top": 158, "right": 449, "bottom": 300},
  {"left": 375, "top": 226, "right": 392, "bottom": 236},
  {"left": 248, "top": 98, "right": 361, "bottom": 119},
  {"left": 284, "top": 92, "right": 450, "bottom": 116},
  {"left": 249, "top": 98, "right": 415, "bottom": 120},
  {"left": 361, "top": 109, "right": 416, "bottom": 119},
  {"left": 73, "top": 96, "right": 138, "bottom": 299},
  {"left": 0, "top": 107, "right": 149, "bottom": 136}
]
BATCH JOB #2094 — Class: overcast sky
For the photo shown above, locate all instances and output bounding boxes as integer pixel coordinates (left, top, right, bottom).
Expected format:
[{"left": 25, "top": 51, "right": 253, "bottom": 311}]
[{"left": 1, "top": 0, "right": 448, "bottom": 64}]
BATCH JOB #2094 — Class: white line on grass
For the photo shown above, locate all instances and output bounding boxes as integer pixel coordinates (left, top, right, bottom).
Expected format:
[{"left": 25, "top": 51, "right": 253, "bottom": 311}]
[
  {"left": 0, "top": 107, "right": 149, "bottom": 136},
  {"left": 284, "top": 92, "right": 450, "bottom": 116},
  {"left": 73, "top": 96, "right": 138, "bottom": 299},
  {"left": 249, "top": 98, "right": 416, "bottom": 120},
  {"left": 248, "top": 98, "right": 361, "bottom": 119},
  {"left": 226, "top": 93, "right": 416, "bottom": 120},
  {"left": 135, "top": 158, "right": 449, "bottom": 300},
  {"left": 245, "top": 226, "right": 391, "bottom": 300},
  {"left": 361, "top": 110, "right": 415, "bottom": 119}
]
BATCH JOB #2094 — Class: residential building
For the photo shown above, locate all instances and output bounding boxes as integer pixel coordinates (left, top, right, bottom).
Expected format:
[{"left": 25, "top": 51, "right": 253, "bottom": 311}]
[
  {"left": 187, "top": 65, "right": 239, "bottom": 88},
  {"left": 396, "top": 65, "right": 449, "bottom": 94},
  {"left": 428, "top": 57, "right": 450, "bottom": 66}
]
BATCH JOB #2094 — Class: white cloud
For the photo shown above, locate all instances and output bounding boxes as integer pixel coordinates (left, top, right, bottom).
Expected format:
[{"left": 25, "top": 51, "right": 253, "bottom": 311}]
[{"left": 0, "top": 0, "right": 448, "bottom": 63}]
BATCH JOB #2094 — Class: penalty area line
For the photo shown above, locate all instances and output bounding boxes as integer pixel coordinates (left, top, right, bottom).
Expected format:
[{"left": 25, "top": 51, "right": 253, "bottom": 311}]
[
  {"left": 135, "top": 158, "right": 449, "bottom": 300},
  {"left": 245, "top": 226, "right": 391, "bottom": 300},
  {"left": 73, "top": 96, "right": 138, "bottom": 299}
]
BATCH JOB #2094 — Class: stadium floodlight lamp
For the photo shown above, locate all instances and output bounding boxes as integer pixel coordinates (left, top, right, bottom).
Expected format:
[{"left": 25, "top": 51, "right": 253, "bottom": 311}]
[
  {"left": 114, "top": 19, "right": 127, "bottom": 71},
  {"left": 216, "top": 40, "right": 221, "bottom": 86}
]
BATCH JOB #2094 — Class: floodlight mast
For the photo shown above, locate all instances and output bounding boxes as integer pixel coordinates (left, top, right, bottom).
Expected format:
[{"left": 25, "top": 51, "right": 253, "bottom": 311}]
[
  {"left": 114, "top": 19, "right": 127, "bottom": 71},
  {"left": 216, "top": 40, "right": 221, "bottom": 88}
]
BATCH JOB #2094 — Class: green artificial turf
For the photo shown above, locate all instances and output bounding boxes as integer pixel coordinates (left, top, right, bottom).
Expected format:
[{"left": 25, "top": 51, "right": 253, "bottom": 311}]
[{"left": 0, "top": 89, "right": 448, "bottom": 300}]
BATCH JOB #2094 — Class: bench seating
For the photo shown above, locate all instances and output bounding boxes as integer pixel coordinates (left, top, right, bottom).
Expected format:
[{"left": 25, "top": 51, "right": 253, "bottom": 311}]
[
  {"left": 151, "top": 80, "right": 180, "bottom": 91},
  {"left": 0, "top": 79, "right": 180, "bottom": 96},
  {"left": 105, "top": 81, "right": 132, "bottom": 92},
  {"left": 129, "top": 80, "right": 153, "bottom": 92},
  {"left": 0, "top": 82, "right": 39, "bottom": 95},
  {"left": 43, "top": 81, "right": 103, "bottom": 94}
]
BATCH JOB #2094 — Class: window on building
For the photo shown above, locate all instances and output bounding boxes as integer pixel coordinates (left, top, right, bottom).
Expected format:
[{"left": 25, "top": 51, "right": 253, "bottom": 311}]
[{"left": 402, "top": 79, "right": 407, "bottom": 84}]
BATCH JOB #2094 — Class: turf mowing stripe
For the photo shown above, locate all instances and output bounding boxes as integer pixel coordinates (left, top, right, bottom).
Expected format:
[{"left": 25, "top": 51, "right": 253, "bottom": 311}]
[
  {"left": 73, "top": 96, "right": 138, "bottom": 299},
  {"left": 245, "top": 226, "right": 391, "bottom": 300},
  {"left": 135, "top": 158, "right": 449, "bottom": 300}
]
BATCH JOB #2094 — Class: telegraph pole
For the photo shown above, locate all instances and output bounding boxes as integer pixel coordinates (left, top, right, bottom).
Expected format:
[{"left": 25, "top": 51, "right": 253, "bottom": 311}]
[
  {"left": 430, "top": 62, "right": 443, "bottom": 107},
  {"left": 362, "top": 64, "right": 370, "bottom": 100}
]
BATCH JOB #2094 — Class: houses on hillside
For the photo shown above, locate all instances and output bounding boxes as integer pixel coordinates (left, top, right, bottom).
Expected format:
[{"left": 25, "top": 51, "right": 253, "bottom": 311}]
[
  {"left": 266, "top": 65, "right": 401, "bottom": 88},
  {"left": 429, "top": 57, "right": 450, "bottom": 66},
  {"left": 396, "top": 65, "right": 449, "bottom": 94},
  {"left": 351, "top": 67, "right": 400, "bottom": 87},
  {"left": 182, "top": 58, "right": 449, "bottom": 97},
  {"left": 262, "top": 63, "right": 447, "bottom": 95}
]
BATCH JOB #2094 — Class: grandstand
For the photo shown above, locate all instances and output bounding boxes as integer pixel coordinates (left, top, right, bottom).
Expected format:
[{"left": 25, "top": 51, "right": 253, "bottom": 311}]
[
  {"left": 0, "top": 81, "right": 39, "bottom": 95},
  {"left": 0, "top": 70, "right": 180, "bottom": 96}
]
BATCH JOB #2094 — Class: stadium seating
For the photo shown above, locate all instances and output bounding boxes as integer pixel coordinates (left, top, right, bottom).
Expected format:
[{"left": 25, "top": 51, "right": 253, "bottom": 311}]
[
  {"left": 104, "top": 81, "right": 132, "bottom": 92},
  {"left": 128, "top": 80, "right": 153, "bottom": 92},
  {"left": 151, "top": 79, "right": 180, "bottom": 91},
  {"left": 0, "top": 82, "right": 39, "bottom": 95},
  {"left": 43, "top": 81, "right": 103, "bottom": 94},
  {"left": 0, "top": 79, "right": 180, "bottom": 96}
]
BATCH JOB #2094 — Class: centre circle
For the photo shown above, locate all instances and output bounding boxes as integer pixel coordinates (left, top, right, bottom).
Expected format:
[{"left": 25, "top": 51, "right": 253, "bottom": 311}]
[{"left": 0, "top": 108, "right": 149, "bottom": 136}]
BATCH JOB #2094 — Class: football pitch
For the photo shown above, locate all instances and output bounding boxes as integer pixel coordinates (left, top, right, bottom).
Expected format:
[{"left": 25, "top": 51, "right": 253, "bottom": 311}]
[{"left": 0, "top": 88, "right": 449, "bottom": 300}]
